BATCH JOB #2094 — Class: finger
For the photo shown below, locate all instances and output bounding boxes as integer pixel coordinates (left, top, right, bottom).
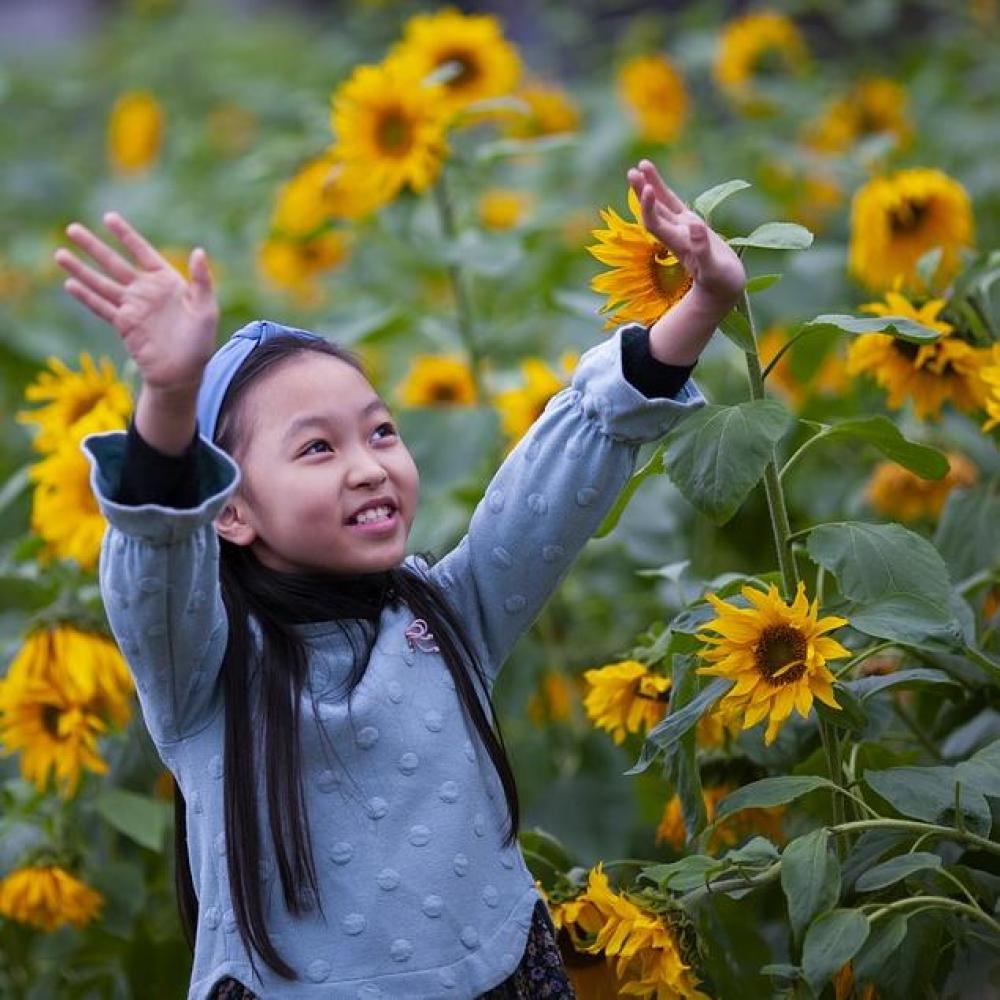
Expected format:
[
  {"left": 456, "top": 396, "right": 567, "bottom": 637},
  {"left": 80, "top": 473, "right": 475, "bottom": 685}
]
[
  {"left": 53, "top": 248, "right": 125, "bottom": 306},
  {"left": 188, "top": 247, "right": 215, "bottom": 302},
  {"left": 640, "top": 187, "right": 688, "bottom": 248},
  {"left": 103, "top": 211, "right": 171, "bottom": 271},
  {"left": 63, "top": 277, "right": 118, "bottom": 325},
  {"left": 65, "top": 222, "right": 136, "bottom": 284},
  {"left": 638, "top": 159, "right": 686, "bottom": 213}
]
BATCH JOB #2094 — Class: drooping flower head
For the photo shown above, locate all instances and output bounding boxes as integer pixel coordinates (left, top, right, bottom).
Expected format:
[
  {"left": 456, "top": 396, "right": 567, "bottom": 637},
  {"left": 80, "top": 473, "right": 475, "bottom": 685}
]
[
  {"left": 804, "top": 76, "right": 912, "bottom": 154},
  {"left": 866, "top": 452, "right": 978, "bottom": 522},
  {"left": 0, "top": 865, "right": 103, "bottom": 932},
  {"left": 696, "top": 580, "right": 850, "bottom": 746},
  {"left": 617, "top": 54, "right": 689, "bottom": 143},
  {"left": 583, "top": 660, "right": 670, "bottom": 745},
  {"left": 981, "top": 342, "right": 1000, "bottom": 434}
]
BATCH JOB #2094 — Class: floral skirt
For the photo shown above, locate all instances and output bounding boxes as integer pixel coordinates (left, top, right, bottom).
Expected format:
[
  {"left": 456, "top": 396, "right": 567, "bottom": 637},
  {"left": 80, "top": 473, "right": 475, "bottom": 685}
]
[{"left": 207, "top": 899, "right": 576, "bottom": 999}]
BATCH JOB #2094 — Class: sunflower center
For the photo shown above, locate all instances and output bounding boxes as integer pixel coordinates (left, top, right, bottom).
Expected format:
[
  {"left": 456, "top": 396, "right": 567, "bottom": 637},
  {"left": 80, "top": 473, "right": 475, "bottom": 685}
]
[
  {"left": 889, "top": 197, "right": 928, "bottom": 234},
  {"left": 892, "top": 339, "right": 920, "bottom": 360},
  {"left": 430, "top": 381, "right": 459, "bottom": 402},
  {"left": 438, "top": 51, "right": 479, "bottom": 88},
  {"left": 68, "top": 391, "right": 104, "bottom": 425},
  {"left": 753, "top": 46, "right": 790, "bottom": 78},
  {"left": 376, "top": 110, "right": 414, "bottom": 155},
  {"left": 754, "top": 625, "right": 808, "bottom": 685},
  {"left": 652, "top": 253, "right": 691, "bottom": 301},
  {"left": 41, "top": 704, "right": 62, "bottom": 738}
]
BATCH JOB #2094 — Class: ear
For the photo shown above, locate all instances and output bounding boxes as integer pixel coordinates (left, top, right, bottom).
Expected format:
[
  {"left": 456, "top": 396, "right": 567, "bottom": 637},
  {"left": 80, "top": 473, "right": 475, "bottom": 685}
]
[{"left": 214, "top": 496, "right": 257, "bottom": 547}]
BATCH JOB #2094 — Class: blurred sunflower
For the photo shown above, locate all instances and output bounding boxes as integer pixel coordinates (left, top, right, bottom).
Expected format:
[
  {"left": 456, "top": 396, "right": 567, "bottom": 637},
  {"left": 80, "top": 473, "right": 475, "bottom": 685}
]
[
  {"left": 713, "top": 10, "right": 810, "bottom": 114},
  {"left": 331, "top": 57, "right": 450, "bottom": 201},
  {"left": 759, "top": 326, "right": 848, "bottom": 409},
  {"left": 588, "top": 186, "right": 693, "bottom": 330},
  {"left": 556, "top": 864, "right": 710, "bottom": 999},
  {"left": 757, "top": 161, "right": 843, "bottom": 236},
  {"left": 656, "top": 781, "right": 787, "bottom": 853},
  {"left": 526, "top": 670, "right": 578, "bottom": 727},
  {"left": 501, "top": 78, "right": 581, "bottom": 138},
  {"left": 582, "top": 660, "right": 670, "bottom": 744},
  {"left": 389, "top": 6, "right": 521, "bottom": 118},
  {"left": 696, "top": 580, "right": 850, "bottom": 746},
  {"left": 866, "top": 452, "right": 978, "bottom": 522},
  {"left": 616, "top": 54, "right": 689, "bottom": 143},
  {"left": 0, "top": 865, "right": 103, "bottom": 932},
  {"left": 257, "top": 230, "right": 351, "bottom": 307},
  {"left": 981, "top": 342, "right": 1000, "bottom": 432},
  {"left": 396, "top": 354, "right": 478, "bottom": 407},
  {"left": 17, "top": 353, "right": 132, "bottom": 454},
  {"left": 107, "top": 89, "right": 164, "bottom": 174},
  {"left": 845, "top": 288, "right": 991, "bottom": 420},
  {"left": 477, "top": 188, "right": 535, "bottom": 230},
  {"left": 493, "top": 352, "right": 579, "bottom": 447},
  {"left": 804, "top": 76, "right": 912, "bottom": 154},
  {"left": 848, "top": 168, "right": 974, "bottom": 292}
]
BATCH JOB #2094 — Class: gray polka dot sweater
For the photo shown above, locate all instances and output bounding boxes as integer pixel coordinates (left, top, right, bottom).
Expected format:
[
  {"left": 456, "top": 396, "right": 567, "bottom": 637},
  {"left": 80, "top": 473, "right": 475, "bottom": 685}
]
[{"left": 79, "top": 322, "right": 708, "bottom": 999}]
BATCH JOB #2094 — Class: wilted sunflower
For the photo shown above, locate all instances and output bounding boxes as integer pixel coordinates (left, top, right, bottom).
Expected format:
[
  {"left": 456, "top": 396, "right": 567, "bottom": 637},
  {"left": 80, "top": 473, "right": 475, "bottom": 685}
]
[
  {"left": 588, "top": 186, "right": 694, "bottom": 330},
  {"left": 557, "top": 864, "right": 711, "bottom": 1000},
  {"left": 257, "top": 230, "right": 351, "bottom": 307},
  {"left": 331, "top": 57, "right": 450, "bottom": 201},
  {"left": 0, "top": 865, "right": 103, "bottom": 932},
  {"left": 848, "top": 168, "right": 974, "bottom": 292},
  {"left": 389, "top": 7, "right": 521, "bottom": 118},
  {"left": 982, "top": 342, "right": 1000, "bottom": 433},
  {"left": 657, "top": 782, "right": 786, "bottom": 853},
  {"left": 107, "top": 89, "right": 164, "bottom": 173},
  {"left": 493, "top": 352, "right": 579, "bottom": 448},
  {"left": 616, "top": 54, "right": 689, "bottom": 143},
  {"left": 396, "top": 354, "right": 478, "bottom": 407},
  {"left": 804, "top": 76, "right": 912, "bottom": 154},
  {"left": 501, "top": 78, "right": 581, "bottom": 138},
  {"left": 845, "top": 288, "right": 991, "bottom": 420},
  {"left": 17, "top": 353, "right": 132, "bottom": 454},
  {"left": 713, "top": 10, "right": 810, "bottom": 113},
  {"left": 477, "top": 187, "right": 534, "bottom": 230},
  {"left": 696, "top": 580, "right": 850, "bottom": 746},
  {"left": 866, "top": 452, "right": 978, "bottom": 522}
]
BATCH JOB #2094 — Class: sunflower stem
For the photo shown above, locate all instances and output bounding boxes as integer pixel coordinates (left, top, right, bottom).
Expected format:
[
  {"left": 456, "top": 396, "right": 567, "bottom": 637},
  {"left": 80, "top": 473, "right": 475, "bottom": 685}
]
[
  {"left": 431, "top": 170, "right": 487, "bottom": 404},
  {"left": 830, "top": 818, "right": 1000, "bottom": 857},
  {"left": 868, "top": 895, "right": 1000, "bottom": 938}
]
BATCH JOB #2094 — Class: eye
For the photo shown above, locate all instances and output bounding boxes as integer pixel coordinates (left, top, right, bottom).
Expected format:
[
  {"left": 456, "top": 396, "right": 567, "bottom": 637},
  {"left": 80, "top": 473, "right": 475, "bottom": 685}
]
[
  {"left": 301, "top": 439, "right": 332, "bottom": 456},
  {"left": 373, "top": 421, "right": 397, "bottom": 442}
]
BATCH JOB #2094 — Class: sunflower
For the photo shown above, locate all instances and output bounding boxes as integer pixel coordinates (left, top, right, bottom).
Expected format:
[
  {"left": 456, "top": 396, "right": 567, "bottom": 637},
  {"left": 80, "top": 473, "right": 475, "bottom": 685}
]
[
  {"left": 256, "top": 230, "right": 351, "bottom": 307},
  {"left": 696, "top": 580, "right": 850, "bottom": 746},
  {"left": 331, "top": 57, "right": 450, "bottom": 202},
  {"left": 501, "top": 79, "right": 581, "bottom": 138},
  {"left": 713, "top": 10, "right": 810, "bottom": 113},
  {"left": 477, "top": 187, "right": 534, "bottom": 230},
  {"left": 656, "top": 782, "right": 786, "bottom": 853},
  {"left": 866, "top": 452, "right": 978, "bottom": 522},
  {"left": 396, "top": 354, "right": 478, "bottom": 407},
  {"left": 845, "top": 289, "right": 991, "bottom": 420},
  {"left": 0, "top": 865, "right": 104, "bottom": 932},
  {"left": 107, "top": 90, "right": 164, "bottom": 174},
  {"left": 804, "top": 76, "right": 912, "bottom": 154},
  {"left": 557, "top": 864, "right": 711, "bottom": 999},
  {"left": 582, "top": 660, "right": 670, "bottom": 744},
  {"left": 848, "top": 168, "right": 974, "bottom": 292},
  {"left": 617, "top": 54, "right": 689, "bottom": 143},
  {"left": 527, "top": 671, "right": 578, "bottom": 727},
  {"left": 493, "top": 351, "right": 579, "bottom": 448},
  {"left": 588, "top": 186, "right": 694, "bottom": 331},
  {"left": 389, "top": 7, "right": 522, "bottom": 118},
  {"left": 981, "top": 342, "right": 1000, "bottom": 433},
  {"left": 759, "top": 325, "right": 848, "bottom": 410},
  {"left": 17, "top": 353, "right": 133, "bottom": 454}
]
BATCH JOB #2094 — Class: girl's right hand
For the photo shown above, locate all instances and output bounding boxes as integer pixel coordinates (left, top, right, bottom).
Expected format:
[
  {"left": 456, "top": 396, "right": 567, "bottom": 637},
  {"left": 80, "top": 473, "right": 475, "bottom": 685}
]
[{"left": 53, "top": 211, "right": 219, "bottom": 399}]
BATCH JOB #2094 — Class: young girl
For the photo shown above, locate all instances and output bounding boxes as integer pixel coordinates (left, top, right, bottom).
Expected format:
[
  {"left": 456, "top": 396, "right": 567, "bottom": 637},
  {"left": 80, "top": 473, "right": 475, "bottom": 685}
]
[{"left": 56, "top": 159, "right": 745, "bottom": 999}]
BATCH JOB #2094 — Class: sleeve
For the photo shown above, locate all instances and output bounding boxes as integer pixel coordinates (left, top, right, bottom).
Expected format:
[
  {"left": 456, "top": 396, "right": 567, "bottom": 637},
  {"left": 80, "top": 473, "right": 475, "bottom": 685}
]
[
  {"left": 404, "top": 321, "right": 709, "bottom": 681},
  {"left": 80, "top": 428, "right": 242, "bottom": 745},
  {"left": 115, "top": 416, "right": 201, "bottom": 508}
]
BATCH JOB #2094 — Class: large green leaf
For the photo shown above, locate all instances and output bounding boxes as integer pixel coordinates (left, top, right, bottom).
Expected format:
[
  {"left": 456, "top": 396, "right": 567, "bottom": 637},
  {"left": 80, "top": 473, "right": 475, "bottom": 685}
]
[
  {"left": 798, "top": 313, "right": 942, "bottom": 344},
  {"left": 662, "top": 400, "right": 795, "bottom": 524},
  {"left": 664, "top": 654, "right": 708, "bottom": 844},
  {"left": 815, "top": 417, "right": 949, "bottom": 479},
  {"left": 847, "top": 592, "right": 966, "bottom": 650},
  {"left": 594, "top": 442, "right": 666, "bottom": 539},
  {"left": 716, "top": 775, "right": 838, "bottom": 819},
  {"left": 852, "top": 914, "right": 910, "bottom": 990},
  {"left": 933, "top": 476, "right": 1000, "bottom": 582},
  {"left": 729, "top": 222, "right": 813, "bottom": 250},
  {"left": 955, "top": 739, "right": 1000, "bottom": 800},
  {"left": 846, "top": 668, "right": 958, "bottom": 702},
  {"left": 718, "top": 307, "right": 757, "bottom": 352},
  {"left": 803, "top": 909, "right": 870, "bottom": 993},
  {"left": 93, "top": 788, "right": 172, "bottom": 852},
  {"left": 854, "top": 852, "right": 942, "bottom": 892},
  {"left": 780, "top": 828, "right": 841, "bottom": 940},
  {"left": 693, "top": 178, "right": 752, "bottom": 220}
]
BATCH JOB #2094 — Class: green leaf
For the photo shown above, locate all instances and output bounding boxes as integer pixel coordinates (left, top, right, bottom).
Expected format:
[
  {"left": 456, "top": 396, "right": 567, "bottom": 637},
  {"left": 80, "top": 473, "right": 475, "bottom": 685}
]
[
  {"left": 955, "top": 739, "right": 1000, "bottom": 800},
  {"left": 93, "top": 788, "right": 171, "bottom": 852},
  {"left": 665, "top": 655, "right": 708, "bottom": 844},
  {"left": 781, "top": 829, "right": 841, "bottom": 940},
  {"left": 816, "top": 417, "right": 949, "bottom": 479},
  {"left": 729, "top": 222, "right": 814, "bottom": 250},
  {"left": 846, "top": 668, "right": 958, "bottom": 702},
  {"left": 915, "top": 246, "right": 944, "bottom": 290},
  {"left": 716, "top": 775, "right": 838, "bottom": 820},
  {"left": 934, "top": 476, "right": 1000, "bottom": 582},
  {"left": 641, "top": 854, "right": 717, "bottom": 892},
  {"left": 798, "top": 313, "right": 941, "bottom": 344},
  {"left": 718, "top": 306, "right": 757, "bottom": 352},
  {"left": 474, "top": 132, "right": 578, "bottom": 162},
  {"left": 746, "top": 272, "right": 782, "bottom": 294},
  {"left": 816, "top": 683, "right": 868, "bottom": 733},
  {"left": 848, "top": 592, "right": 966, "bottom": 651},
  {"left": 662, "top": 400, "right": 795, "bottom": 525},
  {"left": 806, "top": 521, "right": 953, "bottom": 605},
  {"left": 802, "top": 909, "right": 870, "bottom": 993},
  {"left": 864, "top": 767, "right": 993, "bottom": 838},
  {"left": 594, "top": 443, "right": 666, "bottom": 539},
  {"left": 693, "top": 179, "right": 751, "bottom": 221},
  {"left": 625, "top": 677, "right": 733, "bottom": 776},
  {"left": 0, "top": 464, "right": 31, "bottom": 516},
  {"left": 853, "top": 913, "right": 910, "bottom": 989},
  {"left": 854, "top": 852, "right": 942, "bottom": 892}
]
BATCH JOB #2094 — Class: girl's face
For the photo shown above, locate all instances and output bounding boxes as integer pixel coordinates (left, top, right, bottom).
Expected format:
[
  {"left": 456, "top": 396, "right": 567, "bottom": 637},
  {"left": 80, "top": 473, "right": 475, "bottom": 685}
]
[{"left": 215, "top": 353, "right": 420, "bottom": 576}]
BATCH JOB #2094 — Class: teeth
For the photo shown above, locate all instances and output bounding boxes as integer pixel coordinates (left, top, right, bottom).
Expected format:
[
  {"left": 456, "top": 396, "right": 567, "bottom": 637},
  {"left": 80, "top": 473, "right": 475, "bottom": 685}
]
[{"left": 353, "top": 505, "right": 392, "bottom": 525}]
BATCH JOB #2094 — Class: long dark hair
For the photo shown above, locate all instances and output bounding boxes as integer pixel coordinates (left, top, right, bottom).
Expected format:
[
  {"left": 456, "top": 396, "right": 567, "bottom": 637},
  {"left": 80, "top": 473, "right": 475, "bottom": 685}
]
[{"left": 172, "top": 334, "right": 520, "bottom": 982}]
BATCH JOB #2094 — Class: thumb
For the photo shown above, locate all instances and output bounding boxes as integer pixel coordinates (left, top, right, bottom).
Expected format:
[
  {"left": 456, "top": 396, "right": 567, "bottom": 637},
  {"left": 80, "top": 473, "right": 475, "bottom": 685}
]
[{"left": 689, "top": 222, "right": 712, "bottom": 261}]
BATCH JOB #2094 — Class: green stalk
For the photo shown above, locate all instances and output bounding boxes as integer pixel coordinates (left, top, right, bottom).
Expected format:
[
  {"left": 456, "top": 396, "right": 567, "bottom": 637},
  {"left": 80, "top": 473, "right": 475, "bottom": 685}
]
[
  {"left": 830, "top": 818, "right": 1000, "bottom": 857},
  {"left": 869, "top": 895, "right": 1000, "bottom": 937}
]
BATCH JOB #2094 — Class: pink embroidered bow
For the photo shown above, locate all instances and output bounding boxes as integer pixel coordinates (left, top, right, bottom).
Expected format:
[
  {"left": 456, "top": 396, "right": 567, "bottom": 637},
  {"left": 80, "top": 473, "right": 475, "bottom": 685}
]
[{"left": 404, "top": 617, "right": 440, "bottom": 653}]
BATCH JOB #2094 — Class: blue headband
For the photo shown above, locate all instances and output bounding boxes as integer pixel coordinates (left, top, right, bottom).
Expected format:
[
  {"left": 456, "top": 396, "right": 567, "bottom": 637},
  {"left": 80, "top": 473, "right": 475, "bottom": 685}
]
[{"left": 196, "top": 319, "right": 324, "bottom": 442}]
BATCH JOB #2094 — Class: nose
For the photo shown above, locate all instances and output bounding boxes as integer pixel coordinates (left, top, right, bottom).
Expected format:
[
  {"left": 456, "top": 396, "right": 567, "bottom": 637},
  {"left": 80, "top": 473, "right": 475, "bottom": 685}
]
[{"left": 345, "top": 450, "right": 388, "bottom": 489}]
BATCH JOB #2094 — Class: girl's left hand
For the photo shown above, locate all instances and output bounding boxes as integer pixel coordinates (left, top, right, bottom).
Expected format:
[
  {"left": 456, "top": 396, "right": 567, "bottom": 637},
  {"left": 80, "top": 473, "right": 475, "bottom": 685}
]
[{"left": 627, "top": 159, "right": 747, "bottom": 307}]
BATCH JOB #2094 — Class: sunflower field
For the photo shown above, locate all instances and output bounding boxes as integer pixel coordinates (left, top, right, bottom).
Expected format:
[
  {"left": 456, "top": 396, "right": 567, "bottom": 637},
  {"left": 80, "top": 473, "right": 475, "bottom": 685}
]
[{"left": 1, "top": 1, "right": 1000, "bottom": 997}]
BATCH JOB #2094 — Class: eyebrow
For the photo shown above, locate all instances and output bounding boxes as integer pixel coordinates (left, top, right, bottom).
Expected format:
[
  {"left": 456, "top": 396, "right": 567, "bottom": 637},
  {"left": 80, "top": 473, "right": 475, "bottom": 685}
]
[{"left": 281, "top": 398, "right": 391, "bottom": 448}]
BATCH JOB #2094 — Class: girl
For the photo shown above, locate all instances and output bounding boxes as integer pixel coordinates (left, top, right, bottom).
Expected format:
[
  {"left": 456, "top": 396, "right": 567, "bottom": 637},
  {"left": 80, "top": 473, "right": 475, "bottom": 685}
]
[{"left": 57, "top": 159, "right": 745, "bottom": 999}]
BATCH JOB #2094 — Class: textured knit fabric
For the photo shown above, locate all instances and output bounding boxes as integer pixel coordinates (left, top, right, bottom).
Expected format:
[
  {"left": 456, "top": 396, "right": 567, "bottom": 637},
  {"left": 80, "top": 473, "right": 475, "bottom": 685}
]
[{"left": 80, "top": 321, "right": 707, "bottom": 999}]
